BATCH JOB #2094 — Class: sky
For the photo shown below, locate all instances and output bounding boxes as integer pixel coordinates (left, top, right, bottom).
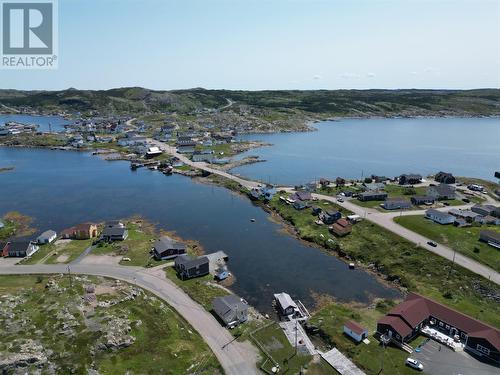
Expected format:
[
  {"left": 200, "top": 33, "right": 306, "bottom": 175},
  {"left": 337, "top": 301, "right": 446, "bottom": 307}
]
[{"left": 1, "top": 0, "right": 499, "bottom": 90}]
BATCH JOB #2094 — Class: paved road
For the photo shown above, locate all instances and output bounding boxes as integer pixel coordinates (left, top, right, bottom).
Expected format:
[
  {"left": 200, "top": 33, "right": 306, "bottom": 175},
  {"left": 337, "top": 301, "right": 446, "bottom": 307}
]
[
  {"left": 0, "top": 263, "right": 259, "bottom": 375},
  {"left": 312, "top": 193, "right": 500, "bottom": 285},
  {"left": 148, "top": 139, "right": 261, "bottom": 189}
]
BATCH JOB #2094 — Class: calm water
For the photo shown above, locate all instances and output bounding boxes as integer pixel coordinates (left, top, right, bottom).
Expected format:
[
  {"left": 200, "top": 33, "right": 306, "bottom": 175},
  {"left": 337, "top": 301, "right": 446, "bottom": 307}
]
[
  {"left": 234, "top": 117, "right": 500, "bottom": 186},
  {"left": 0, "top": 114, "right": 71, "bottom": 132},
  {"left": 0, "top": 147, "right": 398, "bottom": 312}
]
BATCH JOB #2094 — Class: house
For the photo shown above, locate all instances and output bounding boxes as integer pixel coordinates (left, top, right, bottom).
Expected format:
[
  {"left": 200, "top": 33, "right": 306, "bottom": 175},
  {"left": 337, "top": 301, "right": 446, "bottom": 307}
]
[
  {"left": 454, "top": 218, "right": 471, "bottom": 228},
  {"left": 425, "top": 209, "right": 455, "bottom": 225},
  {"left": 358, "top": 191, "right": 388, "bottom": 201},
  {"left": 383, "top": 198, "right": 412, "bottom": 210},
  {"left": 294, "top": 191, "right": 312, "bottom": 201},
  {"left": 36, "top": 230, "right": 57, "bottom": 244},
  {"left": 363, "top": 182, "right": 385, "bottom": 191},
  {"left": 293, "top": 201, "right": 308, "bottom": 210},
  {"left": 176, "top": 137, "right": 196, "bottom": 147},
  {"left": 377, "top": 292, "right": 500, "bottom": 364},
  {"left": 479, "top": 230, "right": 500, "bottom": 249},
  {"left": 177, "top": 146, "right": 195, "bottom": 154},
  {"left": 152, "top": 236, "right": 187, "bottom": 260},
  {"left": 435, "top": 172, "right": 456, "bottom": 184},
  {"left": 261, "top": 186, "right": 277, "bottom": 201},
  {"left": 2, "top": 241, "right": 39, "bottom": 257},
  {"left": 101, "top": 225, "right": 128, "bottom": 242},
  {"left": 214, "top": 266, "right": 230, "bottom": 281},
  {"left": 146, "top": 146, "right": 162, "bottom": 158},
  {"left": 448, "top": 209, "right": 481, "bottom": 223},
  {"left": 411, "top": 195, "right": 435, "bottom": 205},
  {"left": 174, "top": 255, "right": 209, "bottom": 280},
  {"left": 344, "top": 320, "right": 368, "bottom": 343},
  {"left": 319, "top": 209, "right": 341, "bottom": 224},
  {"left": 479, "top": 216, "right": 500, "bottom": 225},
  {"left": 472, "top": 204, "right": 500, "bottom": 218},
  {"left": 329, "top": 218, "right": 352, "bottom": 237},
  {"left": 61, "top": 223, "right": 98, "bottom": 240},
  {"left": 311, "top": 206, "right": 322, "bottom": 216},
  {"left": 274, "top": 292, "right": 298, "bottom": 316},
  {"left": 213, "top": 295, "right": 248, "bottom": 328},
  {"left": 427, "top": 184, "right": 456, "bottom": 200},
  {"left": 205, "top": 251, "right": 229, "bottom": 273},
  {"left": 399, "top": 174, "right": 422, "bottom": 185}
]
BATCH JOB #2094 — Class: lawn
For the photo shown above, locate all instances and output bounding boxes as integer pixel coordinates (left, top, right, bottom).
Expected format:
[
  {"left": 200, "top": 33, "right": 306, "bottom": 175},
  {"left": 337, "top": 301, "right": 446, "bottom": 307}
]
[
  {"left": 394, "top": 215, "right": 500, "bottom": 272},
  {"left": 164, "top": 267, "right": 229, "bottom": 310},
  {"left": 21, "top": 239, "right": 92, "bottom": 265},
  {"left": 0, "top": 275, "right": 222, "bottom": 374},
  {"left": 251, "top": 322, "right": 313, "bottom": 374},
  {"left": 268, "top": 194, "right": 500, "bottom": 328},
  {"left": 309, "top": 301, "right": 428, "bottom": 375}
]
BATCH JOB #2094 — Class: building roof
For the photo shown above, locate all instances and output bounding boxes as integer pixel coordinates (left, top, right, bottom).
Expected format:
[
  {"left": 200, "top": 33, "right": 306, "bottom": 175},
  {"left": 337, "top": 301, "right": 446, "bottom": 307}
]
[
  {"left": 336, "top": 218, "right": 350, "bottom": 228},
  {"left": 73, "top": 223, "right": 96, "bottom": 232},
  {"left": 480, "top": 230, "right": 500, "bottom": 242},
  {"left": 102, "top": 226, "right": 127, "bottom": 237},
  {"left": 426, "top": 209, "right": 454, "bottom": 220},
  {"left": 274, "top": 292, "right": 297, "bottom": 310},
  {"left": 7, "top": 241, "right": 33, "bottom": 253},
  {"left": 428, "top": 184, "right": 455, "bottom": 196},
  {"left": 213, "top": 295, "right": 248, "bottom": 322},
  {"left": 379, "top": 293, "right": 500, "bottom": 349},
  {"left": 37, "top": 230, "right": 56, "bottom": 241},
  {"left": 385, "top": 197, "right": 410, "bottom": 203},
  {"left": 154, "top": 236, "right": 186, "bottom": 252},
  {"left": 344, "top": 320, "right": 366, "bottom": 335},
  {"left": 411, "top": 195, "right": 434, "bottom": 201},
  {"left": 175, "top": 254, "right": 208, "bottom": 268},
  {"left": 295, "top": 191, "right": 312, "bottom": 201}
]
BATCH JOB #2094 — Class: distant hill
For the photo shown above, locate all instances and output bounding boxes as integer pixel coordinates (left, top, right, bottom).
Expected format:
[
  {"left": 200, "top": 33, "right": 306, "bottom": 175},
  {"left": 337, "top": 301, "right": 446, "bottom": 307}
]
[{"left": 1, "top": 87, "right": 499, "bottom": 118}]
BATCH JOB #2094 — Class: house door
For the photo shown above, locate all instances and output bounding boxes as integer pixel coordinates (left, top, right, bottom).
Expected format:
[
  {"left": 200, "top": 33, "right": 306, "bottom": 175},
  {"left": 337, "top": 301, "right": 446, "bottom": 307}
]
[{"left": 450, "top": 328, "right": 458, "bottom": 337}]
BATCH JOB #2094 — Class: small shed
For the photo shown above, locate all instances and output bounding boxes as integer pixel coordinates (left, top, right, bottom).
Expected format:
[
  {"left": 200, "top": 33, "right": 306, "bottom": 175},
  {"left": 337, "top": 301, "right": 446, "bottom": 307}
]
[
  {"left": 343, "top": 320, "right": 368, "bottom": 343},
  {"left": 274, "top": 292, "right": 297, "bottom": 316}
]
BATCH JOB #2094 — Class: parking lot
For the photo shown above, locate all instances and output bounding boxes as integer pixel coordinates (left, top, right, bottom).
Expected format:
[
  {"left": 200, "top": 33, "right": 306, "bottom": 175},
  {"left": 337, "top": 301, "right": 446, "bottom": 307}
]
[{"left": 413, "top": 339, "right": 499, "bottom": 375}]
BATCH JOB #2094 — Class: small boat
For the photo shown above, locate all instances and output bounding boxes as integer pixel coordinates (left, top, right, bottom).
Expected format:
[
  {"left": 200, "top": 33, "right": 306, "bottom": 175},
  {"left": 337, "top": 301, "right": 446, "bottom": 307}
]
[
  {"left": 349, "top": 263, "right": 355, "bottom": 269},
  {"left": 250, "top": 218, "right": 256, "bottom": 222}
]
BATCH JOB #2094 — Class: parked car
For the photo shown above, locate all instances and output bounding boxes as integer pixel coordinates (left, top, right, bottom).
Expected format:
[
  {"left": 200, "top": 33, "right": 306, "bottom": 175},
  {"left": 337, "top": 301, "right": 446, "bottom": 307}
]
[
  {"left": 405, "top": 358, "right": 424, "bottom": 371},
  {"left": 427, "top": 241, "right": 437, "bottom": 247},
  {"left": 462, "top": 198, "right": 470, "bottom": 203},
  {"left": 337, "top": 197, "right": 344, "bottom": 203},
  {"left": 442, "top": 202, "right": 450, "bottom": 206}
]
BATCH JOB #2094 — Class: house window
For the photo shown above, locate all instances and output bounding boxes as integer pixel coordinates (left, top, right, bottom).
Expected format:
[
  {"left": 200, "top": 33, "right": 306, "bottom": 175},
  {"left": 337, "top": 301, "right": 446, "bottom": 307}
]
[
  {"left": 461, "top": 332, "right": 467, "bottom": 339},
  {"left": 445, "top": 324, "right": 450, "bottom": 329},
  {"left": 439, "top": 322, "right": 443, "bottom": 327},
  {"left": 476, "top": 345, "right": 490, "bottom": 355}
]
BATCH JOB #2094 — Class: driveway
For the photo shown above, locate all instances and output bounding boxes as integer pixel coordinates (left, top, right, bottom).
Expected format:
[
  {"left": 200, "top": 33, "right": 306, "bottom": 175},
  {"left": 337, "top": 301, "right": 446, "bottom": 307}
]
[
  {"left": 413, "top": 339, "right": 499, "bottom": 375},
  {"left": 0, "top": 263, "right": 260, "bottom": 375}
]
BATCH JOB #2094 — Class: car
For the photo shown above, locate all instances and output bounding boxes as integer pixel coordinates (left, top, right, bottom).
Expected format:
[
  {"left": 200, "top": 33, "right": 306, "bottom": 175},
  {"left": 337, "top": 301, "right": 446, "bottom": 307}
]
[
  {"left": 442, "top": 202, "right": 450, "bottom": 206},
  {"left": 462, "top": 198, "right": 470, "bottom": 203},
  {"left": 337, "top": 197, "right": 344, "bottom": 203},
  {"left": 427, "top": 241, "right": 437, "bottom": 247},
  {"left": 405, "top": 358, "right": 424, "bottom": 371}
]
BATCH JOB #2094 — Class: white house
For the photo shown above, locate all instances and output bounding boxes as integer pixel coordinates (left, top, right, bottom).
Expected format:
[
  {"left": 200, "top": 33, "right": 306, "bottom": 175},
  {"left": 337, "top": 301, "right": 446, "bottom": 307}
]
[
  {"left": 36, "top": 230, "right": 57, "bottom": 244},
  {"left": 425, "top": 209, "right": 455, "bottom": 225},
  {"left": 343, "top": 320, "right": 368, "bottom": 343}
]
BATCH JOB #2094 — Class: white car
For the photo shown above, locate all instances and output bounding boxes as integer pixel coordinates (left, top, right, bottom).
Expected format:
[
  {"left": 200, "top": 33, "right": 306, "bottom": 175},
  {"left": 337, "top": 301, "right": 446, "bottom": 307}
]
[{"left": 405, "top": 358, "right": 424, "bottom": 371}]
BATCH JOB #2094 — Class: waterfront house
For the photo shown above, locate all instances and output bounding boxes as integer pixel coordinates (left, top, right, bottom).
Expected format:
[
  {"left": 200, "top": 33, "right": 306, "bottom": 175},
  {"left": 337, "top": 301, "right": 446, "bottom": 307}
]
[
  {"left": 261, "top": 186, "right": 277, "bottom": 201},
  {"left": 329, "top": 218, "right": 352, "bottom": 237},
  {"left": 204, "top": 250, "right": 229, "bottom": 274},
  {"left": 212, "top": 295, "right": 248, "bottom": 328},
  {"left": 479, "top": 230, "right": 500, "bottom": 249},
  {"left": 448, "top": 209, "right": 481, "bottom": 223},
  {"left": 293, "top": 201, "right": 308, "bottom": 210},
  {"left": 311, "top": 206, "right": 322, "bottom": 216},
  {"left": 411, "top": 195, "right": 435, "bottom": 205},
  {"left": 435, "top": 172, "right": 456, "bottom": 184},
  {"left": 61, "top": 223, "right": 98, "bottom": 240},
  {"left": 2, "top": 241, "right": 39, "bottom": 258},
  {"left": 344, "top": 321, "right": 368, "bottom": 343},
  {"left": 377, "top": 292, "right": 500, "bottom": 364},
  {"left": 319, "top": 209, "right": 341, "bottom": 224},
  {"left": 274, "top": 292, "right": 297, "bottom": 316},
  {"left": 427, "top": 184, "right": 456, "bottom": 200},
  {"left": 294, "top": 191, "right": 312, "bottom": 201},
  {"left": 425, "top": 209, "right": 455, "bottom": 225},
  {"left": 152, "top": 236, "right": 187, "bottom": 260},
  {"left": 478, "top": 216, "right": 500, "bottom": 225},
  {"left": 358, "top": 191, "right": 388, "bottom": 201},
  {"left": 101, "top": 225, "right": 128, "bottom": 242},
  {"left": 146, "top": 146, "right": 162, "bottom": 158},
  {"left": 174, "top": 255, "right": 209, "bottom": 280},
  {"left": 398, "top": 174, "right": 422, "bottom": 185},
  {"left": 383, "top": 198, "right": 412, "bottom": 210},
  {"left": 36, "top": 230, "right": 57, "bottom": 244}
]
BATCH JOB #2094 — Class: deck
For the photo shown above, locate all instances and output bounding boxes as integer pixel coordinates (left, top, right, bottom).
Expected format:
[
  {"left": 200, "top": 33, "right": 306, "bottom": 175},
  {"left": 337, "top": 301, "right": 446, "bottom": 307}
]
[{"left": 320, "top": 348, "right": 366, "bottom": 375}]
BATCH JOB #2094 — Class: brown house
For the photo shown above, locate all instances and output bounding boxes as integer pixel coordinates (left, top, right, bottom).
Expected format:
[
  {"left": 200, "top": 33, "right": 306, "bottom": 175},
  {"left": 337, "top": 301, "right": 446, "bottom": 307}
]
[
  {"left": 377, "top": 293, "right": 500, "bottom": 364},
  {"left": 61, "top": 223, "right": 98, "bottom": 240},
  {"left": 329, "top": 218, "right": 352, "bottom": 237}
]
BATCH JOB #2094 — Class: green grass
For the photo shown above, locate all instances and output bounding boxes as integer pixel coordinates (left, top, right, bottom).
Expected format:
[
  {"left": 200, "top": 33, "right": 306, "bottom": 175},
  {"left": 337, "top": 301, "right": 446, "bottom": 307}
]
[
  {"left": 0, "top": 275, "right": 221, "bottom": 374},
  {"left": 395, "top": 215, "right": 500, "bottom": 272},
  {"left": 251, "top": 322, "right": 312, "bottom": 374},
  {"left": 45, "top": 239, "right": 93, "bottom": 264},
  {"left": 269, "top": 195, "right": 500, "bottom": 328},
  {"left": 309, "top": 302, "right": 428, "bottom": 375},
  {"left": 165, "top": 267, "right": 228, "bottom": 310}
]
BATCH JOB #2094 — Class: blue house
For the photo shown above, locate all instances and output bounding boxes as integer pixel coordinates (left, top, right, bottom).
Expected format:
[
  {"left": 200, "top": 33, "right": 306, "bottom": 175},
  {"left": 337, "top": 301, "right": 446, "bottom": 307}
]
[
  {"left": 319, "top": 209, "right": 341, "bottom": 224},
  {"left": 215, "top": 266, "right": 230, "bottom": 281},
  {"left": 293, "top": 201, "right": 308, "bottom": 210},
  {"left": 261, "top": 186, "right": 277, "bottom": 201}
]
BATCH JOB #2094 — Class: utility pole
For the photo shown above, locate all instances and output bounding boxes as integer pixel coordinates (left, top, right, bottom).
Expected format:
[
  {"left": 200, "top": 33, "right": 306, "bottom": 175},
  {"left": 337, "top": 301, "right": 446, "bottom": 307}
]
[
  {"left": 67, "top": 265, "right": 72, "bottom": 288},
  {"left": 295, "top": 319, "right": 298, "bottom": 356}
]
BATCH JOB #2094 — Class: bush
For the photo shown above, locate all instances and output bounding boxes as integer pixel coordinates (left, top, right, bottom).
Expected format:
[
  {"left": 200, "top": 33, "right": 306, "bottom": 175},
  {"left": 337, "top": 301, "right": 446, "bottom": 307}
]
[{"left": 473, "top": 247, "right": 480, "bottom": 253}]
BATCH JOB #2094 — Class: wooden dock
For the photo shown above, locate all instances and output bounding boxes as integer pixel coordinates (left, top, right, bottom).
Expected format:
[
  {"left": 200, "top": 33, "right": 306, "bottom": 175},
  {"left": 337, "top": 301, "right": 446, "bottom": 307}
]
[{"left": 320, "top": 348, "right": 366, "bottom": 375}]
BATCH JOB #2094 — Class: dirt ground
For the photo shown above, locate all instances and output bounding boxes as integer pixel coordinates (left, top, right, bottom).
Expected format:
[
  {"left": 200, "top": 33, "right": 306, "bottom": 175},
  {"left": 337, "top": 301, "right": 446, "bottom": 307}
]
[{"left": 78, "top": 254, "right": 121, "bottom": 266}]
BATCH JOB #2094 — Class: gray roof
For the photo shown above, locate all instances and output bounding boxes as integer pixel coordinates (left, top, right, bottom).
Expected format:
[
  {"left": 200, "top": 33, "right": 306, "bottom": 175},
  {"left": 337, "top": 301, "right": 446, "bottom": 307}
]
[
  {"left": 154, "top": 236, "right": 186, "bottom": 252},
  {"left": 428, "top": 184, "right": 455, "bottom": 195},
  {"left": 175, "top": 254, "right": 208, "bottom": 268},
  {"left": 426, "top": 209, "right": 454, "bottom": 220},
  {"left": 102, "top": 226, "right": 127, "bottom": 236},
  {"left": 37, "top": 230, "right": 56, "bottom": 241},
  {"left": 7, "top": 241, "right": 33, "bottom": 253},
  {"left": 213, "top": 295, "right": 248, "bottom": 321}
]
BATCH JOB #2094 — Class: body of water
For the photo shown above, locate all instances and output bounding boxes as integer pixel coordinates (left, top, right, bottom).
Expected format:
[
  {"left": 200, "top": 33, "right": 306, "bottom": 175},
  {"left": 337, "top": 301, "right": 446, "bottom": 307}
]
[
  {"left": 0, "top": 147, "right": 399, "bottom": 312},
  {"left": 233, "top": 117, "right": 500, "bottom": 186},
  {"left": 0, "top": 114, "right": 71, "bottom": 132}
]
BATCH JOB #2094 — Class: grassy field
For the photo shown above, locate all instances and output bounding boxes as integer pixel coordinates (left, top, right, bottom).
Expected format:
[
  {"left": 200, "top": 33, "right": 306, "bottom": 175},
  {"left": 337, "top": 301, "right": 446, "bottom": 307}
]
[
  {"left": 0, "top": 275, "right": 221, "bottom": 374},
  {"left": 394, "top": 215, "right": 500, "bottom": 272},
  {"left": 21, "top": 239, "right": 93, "bottom": 265},
  {"left": 268, "top": 194, "right": 500, "bottom": 328},
  {"left": 309, "top": 301, "right": 428, "bottom": 375}
]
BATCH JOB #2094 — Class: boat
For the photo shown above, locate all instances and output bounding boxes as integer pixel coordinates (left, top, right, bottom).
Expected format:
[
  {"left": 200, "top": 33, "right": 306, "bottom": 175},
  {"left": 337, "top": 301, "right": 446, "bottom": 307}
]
[{"left": 349, "top": 263, "right": 355, "bottom": 269}]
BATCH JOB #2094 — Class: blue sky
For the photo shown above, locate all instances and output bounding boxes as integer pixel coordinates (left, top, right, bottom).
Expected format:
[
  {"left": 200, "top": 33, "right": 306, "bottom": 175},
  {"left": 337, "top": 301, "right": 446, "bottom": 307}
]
[{"left": 2, "top": 0, "right": 499, "bottom": 90}]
